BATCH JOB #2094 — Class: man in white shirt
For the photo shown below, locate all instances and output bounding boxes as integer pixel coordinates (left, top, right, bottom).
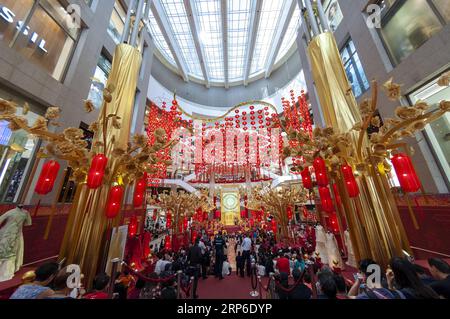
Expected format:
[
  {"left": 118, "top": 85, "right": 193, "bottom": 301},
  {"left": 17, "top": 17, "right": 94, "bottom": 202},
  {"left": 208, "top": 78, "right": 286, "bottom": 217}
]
[
  {"left": 241, "top": 234, "right": 252, "bottom": 277},
  {"left": 154, "top": 253, "right": 171, "bottom": 275}
]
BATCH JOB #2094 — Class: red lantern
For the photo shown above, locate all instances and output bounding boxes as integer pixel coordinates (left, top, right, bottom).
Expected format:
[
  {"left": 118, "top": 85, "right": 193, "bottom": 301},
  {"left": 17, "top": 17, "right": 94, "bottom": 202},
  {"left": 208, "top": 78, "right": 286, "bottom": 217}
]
[
  {"left": 271, "top": 219, "right": 277, "bottom": 233},
  {"left": 183, "top": 217, "right": 188, "bottom": 231},
  {"left": 313, "top": 157, "right": 329, "bottom": 186},
  {"left": 391, "top": 153, "right": 421, "bottom": 193},
  {"left": 105, "top": 185, "right": 124, "bottom": 219},
  {"left": 318, "top": 186, "right": 334, "bottom": 213},
  {"left": 35, "top": 160, "right": 60, "bottom": 195},
  {"left": 166, "top": 212, "right": 172, "bottom": 228},
  {"left": 164, "top": 235, "right": 172, "bottom": 251},
  {"left": 341, "top": 164, "right": 360, "bottom": 198},
  {"left": 128, "top": 216, "right": 138, "bottom": 237},
  {"left": 214, "top": 210, "right": 221, "bottom": 220},
  {"left": 287, "top": 206, "right": 293, "bottom": 220},
  {"left": 241, "top": 209, "right": 249, "bottom": 219},
  {"left": 87, "top": 154, "right": 108, "bottom": 189},
  {"left": 328, "top": 213, "right": 339, "bottom": 233},
  {"left": 133, "top": 176, "right": 147, "bottom": 208},
  {"left": 250, "top": 218, "right": 255, "bottom": 227},
  {"left": 301, "top": 167, "right": 313, "bottom": 190}
]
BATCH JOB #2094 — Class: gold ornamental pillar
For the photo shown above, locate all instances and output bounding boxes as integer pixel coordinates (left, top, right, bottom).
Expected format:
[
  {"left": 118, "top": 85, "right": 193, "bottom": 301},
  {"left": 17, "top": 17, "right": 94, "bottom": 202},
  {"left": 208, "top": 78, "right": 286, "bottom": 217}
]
[
  {"left": 307, "top": 32, "right": 411, "bottom": 268},
  {"left": 59, "top": 44, "right": 142, "bottom": 286}
]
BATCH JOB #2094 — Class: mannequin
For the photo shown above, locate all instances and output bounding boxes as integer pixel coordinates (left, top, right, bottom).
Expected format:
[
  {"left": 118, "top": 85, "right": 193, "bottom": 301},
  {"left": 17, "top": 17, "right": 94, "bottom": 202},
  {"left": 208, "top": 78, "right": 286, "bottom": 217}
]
[
  {"left": 325, "top": 231, "right": 344, "bottom": 269},
  {"left": 344, "top": 229, "right": 357, "bottom": 268},
  {"left": 0, "top": 205, "right": 32, "bottom": 282},
  {"left": 314, "top": 223, "right": 328, "bottom": 265}
]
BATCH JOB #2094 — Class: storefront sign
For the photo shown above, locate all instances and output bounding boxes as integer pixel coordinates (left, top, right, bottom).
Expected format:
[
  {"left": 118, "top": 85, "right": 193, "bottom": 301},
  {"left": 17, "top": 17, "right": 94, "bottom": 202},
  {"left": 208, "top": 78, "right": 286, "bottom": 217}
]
[
  {"left": 147, "top": 178, "right": 162, "bottom": 187},
  {"left": 0, "top": 5, "right": 48, "bottom": 53}
]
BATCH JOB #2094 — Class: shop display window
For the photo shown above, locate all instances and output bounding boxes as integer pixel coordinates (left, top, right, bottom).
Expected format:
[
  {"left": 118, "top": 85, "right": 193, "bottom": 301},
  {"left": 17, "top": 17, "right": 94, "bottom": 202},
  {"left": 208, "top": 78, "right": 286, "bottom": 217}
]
[
  {"left": 377, "top": 0, "right": 448, "bottom": 65},
  {"left": 323, "top": 0, "right": 343, "bottom": 32},
  {"left": 0, "top": 0, "right": 81, "bottom": 81},
  {"left": 408, "top": 71, "right": 450, "bottom": 186},
  {"left": 0, "top": 86, "right": 45, "bottom": 203},
  {"left": 108, "top": 0, "right": 126, "bottom": 44},
  {"left": 87, "top": 54, "right": 112, "bottom": 109},
  {"left": 340, "top": 38, "right": 370, "bottom": 99}
]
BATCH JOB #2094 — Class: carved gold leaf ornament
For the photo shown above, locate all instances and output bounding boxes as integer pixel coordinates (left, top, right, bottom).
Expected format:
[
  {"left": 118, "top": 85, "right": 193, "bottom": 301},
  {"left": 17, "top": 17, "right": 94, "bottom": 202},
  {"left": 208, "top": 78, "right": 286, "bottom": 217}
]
[
  {"left": 282, "top": 78, "right": 450, "bottom": 175},
  {"left": 83, "top": 100, "right": 95, "bottom": 113},
  {"left": 22, "top": 102, "right": 30, "bottom": 115},
  {"left": 0, "top": 98, "right": 17, "bottom": 114},
  {"left": 383, "top": 78, "right": 402, "bottom": 101},
  {"left": 437, "top": 71, "right": 450, "bottom": 87}
]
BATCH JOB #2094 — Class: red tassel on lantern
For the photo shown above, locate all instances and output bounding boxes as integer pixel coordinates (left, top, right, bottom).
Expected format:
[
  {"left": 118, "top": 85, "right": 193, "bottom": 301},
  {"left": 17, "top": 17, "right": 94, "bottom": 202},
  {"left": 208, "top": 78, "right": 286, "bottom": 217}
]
[
  {"left": 341, "top": 164, "right": 360, "bottom": 197},
  {"left": 332, "top": 184, "right": 342, "bottom": 206},
  {"left": 105, "top": 185, "right": 124, "bottom": 219},
  {"left": 319, "top": 186, "right": 334, "bottom": 213},
  {"left": 391, "top": 153, "right": 421, "bottom": 193},
  {"left": 128, "top": 216, "right": 138, "bottom": 237},
  {"left": 301, "top": 168, "right": 313, "bottom": 190},
  {"left": 313, "top": 157, "right": 329, "bottom": 186},
  {"left": 87, "top": 154, "right": 108, "bottom": 189},
  {"left": 35, "top": 160, "right": 60, "bottom": 195}
]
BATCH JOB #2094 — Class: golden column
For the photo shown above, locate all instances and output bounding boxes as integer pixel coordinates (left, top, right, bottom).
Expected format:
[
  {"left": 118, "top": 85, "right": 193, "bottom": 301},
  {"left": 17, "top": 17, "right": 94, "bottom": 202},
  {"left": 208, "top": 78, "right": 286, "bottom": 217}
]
[
  {"left": 58, "top": 44, "right": 142, "bottom": 285},
  {"left": 304, "top": 8, "right": 412, "bottom": 266}
]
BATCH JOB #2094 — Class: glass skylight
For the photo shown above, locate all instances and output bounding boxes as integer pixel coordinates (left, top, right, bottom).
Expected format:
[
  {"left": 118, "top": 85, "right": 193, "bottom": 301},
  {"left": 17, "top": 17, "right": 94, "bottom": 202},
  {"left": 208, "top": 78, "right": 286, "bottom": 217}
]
[
  {"left": 160, "top": 0, "right": 204, "bottom": 79},
  {"left": 276, "top": 6, "right": 301, "bottom": 64},
  {"left": 147, "top": 11, "right": 176, "bottom": 65},
  {"left": 194, "top": 0, "right": 224, "bottom": 81},
  {"left": 148, "top": 0, "right": 299, "bottom": 85},
  {"left": 250, "top": 0, "right": 284, "bottom": 75},
  {"left": 228, "top": 0, "right": 251, "bottom": 81}
]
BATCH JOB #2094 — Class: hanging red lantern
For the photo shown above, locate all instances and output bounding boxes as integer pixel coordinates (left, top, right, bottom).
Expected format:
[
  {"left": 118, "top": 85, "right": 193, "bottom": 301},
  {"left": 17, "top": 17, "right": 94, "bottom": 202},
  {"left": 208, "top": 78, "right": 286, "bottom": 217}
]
[
  {"left": 183, "top": 217, "right": 188, "bottom": 231},
  {"left": 35, "top": 160, "right": 60, "bottom": 195},
  {"left": 328, "top": 213, "right": 339, "bottom": 233},
  {"left": 128, "top": 216, "right": 138, "bottom": 237},
  {"left": 87, "top": 154, "right": 108, "bottom": 189},
  {"left": 133, "top": 176, "right": 147, "bottom": 208},
  {"left": 318, "top": 186, "right": 334, "bottom": 213},
  {"left": 203, "top": 210, "right": 208, "bottom": 221},
  {"left": 166, "top": 212, "right": 172, "bottom": 228},
  {"left": 287, "top": 206, "right": 293, "bottom": 220},
  {"left": 164, "top": 235, "right": 172, "bottom": 251},
  {"left": 214, "top": 210, "right": 221, "bottom": 220},
  {"left": 391, "top": 153, "right": 421, "bottom": 193},
  {"left": 301, "top": 168, "right": 313, "bottom": 189},
  {"left": 314, "top": 157, "right": 329, "bottom": 186},
  {"left": 271, "top": 219, "right": 277, "bottom": 233},
  {"left": 105, "top": 185, "right": 124, "bottom": 219},
  {"left": 341, "top": 164, "right": 360, "bottom": 198}
]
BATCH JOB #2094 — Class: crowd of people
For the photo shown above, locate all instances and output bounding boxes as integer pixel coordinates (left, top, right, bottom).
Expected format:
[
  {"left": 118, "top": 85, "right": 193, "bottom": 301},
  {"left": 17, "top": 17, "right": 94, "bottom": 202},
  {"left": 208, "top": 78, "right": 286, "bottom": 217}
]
[{"left": 6, "top": 222, "right": 450, "bottom": 300}]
